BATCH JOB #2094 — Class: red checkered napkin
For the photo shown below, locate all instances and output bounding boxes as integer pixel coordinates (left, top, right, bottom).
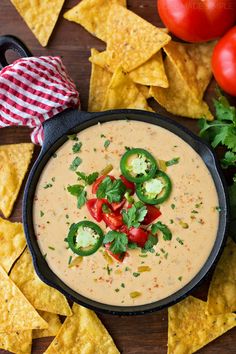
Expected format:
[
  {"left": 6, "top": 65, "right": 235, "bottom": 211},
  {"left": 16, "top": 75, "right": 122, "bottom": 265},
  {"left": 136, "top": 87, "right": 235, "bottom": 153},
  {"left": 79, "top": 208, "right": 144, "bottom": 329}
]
[{"left": 0, "top": 56, "right": 80, "bottom": 145}]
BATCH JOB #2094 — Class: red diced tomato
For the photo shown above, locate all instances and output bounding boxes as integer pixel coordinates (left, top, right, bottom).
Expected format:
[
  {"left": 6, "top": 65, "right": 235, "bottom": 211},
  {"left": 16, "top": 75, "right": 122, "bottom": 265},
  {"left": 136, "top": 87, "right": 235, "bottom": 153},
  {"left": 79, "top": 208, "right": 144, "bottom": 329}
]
[
  {"left": 104, "top": 243, "right": 126, "bottom": 262},
  {"left": 128, "top": 227, "right": 149, "bottom": 248},
  {"left": 142, "top": 205, "right": 161, "bottom": 225},
  {"left": 86, "top": 198, "right": 109, "bottom": 222},
  {"left": 120, "top": 175, "right": 135, "bottom": 194},
  {"left": 111, "top": 198, "right": 126, "bottom": 211},
  {"left": 102, "top": 212, "right": 123, "bottom": 230}
]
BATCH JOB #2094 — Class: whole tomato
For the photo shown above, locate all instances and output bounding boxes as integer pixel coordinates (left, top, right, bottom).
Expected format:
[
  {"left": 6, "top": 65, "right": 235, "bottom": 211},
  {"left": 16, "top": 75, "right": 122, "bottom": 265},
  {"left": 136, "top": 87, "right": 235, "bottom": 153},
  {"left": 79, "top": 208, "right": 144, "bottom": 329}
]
[
  {"left": 212, "top": 26, "right": 236, "bottom": 96},
  {"left": 157, "top": 0, "right": 236, "bottom": 42}
]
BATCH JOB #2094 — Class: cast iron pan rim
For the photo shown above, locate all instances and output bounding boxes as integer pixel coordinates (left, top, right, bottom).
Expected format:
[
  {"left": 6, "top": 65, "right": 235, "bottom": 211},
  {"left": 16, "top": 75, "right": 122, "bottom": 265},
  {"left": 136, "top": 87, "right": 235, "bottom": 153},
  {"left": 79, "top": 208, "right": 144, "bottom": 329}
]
[{"left": 23, "top": 109, "right": 229, "bottom": 315}]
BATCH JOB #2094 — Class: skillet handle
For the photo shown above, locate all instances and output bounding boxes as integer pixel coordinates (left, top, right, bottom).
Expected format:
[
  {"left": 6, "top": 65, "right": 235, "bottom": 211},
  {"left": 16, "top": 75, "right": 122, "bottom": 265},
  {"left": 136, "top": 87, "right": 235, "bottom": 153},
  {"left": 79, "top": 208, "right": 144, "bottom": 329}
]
[
  {"left": 42, "top": 109, "right": 91, "bottom": 152},
  {"left": 0, "top": 35, "right": 32, "bottom": 69}
]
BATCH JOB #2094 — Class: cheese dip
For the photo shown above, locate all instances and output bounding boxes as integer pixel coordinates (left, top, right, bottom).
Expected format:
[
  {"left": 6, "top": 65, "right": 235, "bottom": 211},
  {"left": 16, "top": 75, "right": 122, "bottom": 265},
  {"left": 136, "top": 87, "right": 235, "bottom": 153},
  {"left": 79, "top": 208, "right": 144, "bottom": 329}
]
[{"left": 33, "top": 120, "right": 219, "bottom": 306}]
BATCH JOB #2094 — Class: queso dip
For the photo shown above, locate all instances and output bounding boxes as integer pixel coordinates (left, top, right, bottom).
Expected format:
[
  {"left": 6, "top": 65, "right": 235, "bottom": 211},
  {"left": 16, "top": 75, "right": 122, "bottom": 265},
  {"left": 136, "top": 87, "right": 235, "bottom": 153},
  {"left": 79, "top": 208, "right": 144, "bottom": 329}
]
[{"left": 33, "top": 120, "right": 219, "bottom": 306}]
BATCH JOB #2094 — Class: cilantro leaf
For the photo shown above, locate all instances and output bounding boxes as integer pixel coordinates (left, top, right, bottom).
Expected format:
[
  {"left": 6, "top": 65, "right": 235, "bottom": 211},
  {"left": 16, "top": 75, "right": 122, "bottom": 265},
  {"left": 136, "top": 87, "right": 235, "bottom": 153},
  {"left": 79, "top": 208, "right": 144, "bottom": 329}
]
[
  {"left": 76, "top": 171, "right": 99, "bottom": 185},
  {"left": 221, "top": 151, "right": 236, "bottom": 168},
  {"left": 104, "top": 140, "right": 111, "bottom": 149},
  {"left": 72, "top": 142, "right": 82, "bottom": 153},
  {"left": 151, "top": 221, "right": 172, "bottom": 241},
  {"left": 96, "top": 177, "right": 126, "bottom": 203},
  {"left": 166, "top": 157, "right": 180, "bottom": 166},
  {"left": 103, "top": 231, "right": 128, "bottom": 254},
  {"left": 214, "top": 95, "right": 236, "bottom": 123},
  {"left": 70, "top": 157, "right": 82, "bottom": 171},
  {"left": 122, "top": 203, "right": 147, "bottom": 229},
  {"left": 144, "top": 234, "right": 158, "bottom": 252},
  {"left": 67, "top": 184, "right": 87, "bottom": 209}
]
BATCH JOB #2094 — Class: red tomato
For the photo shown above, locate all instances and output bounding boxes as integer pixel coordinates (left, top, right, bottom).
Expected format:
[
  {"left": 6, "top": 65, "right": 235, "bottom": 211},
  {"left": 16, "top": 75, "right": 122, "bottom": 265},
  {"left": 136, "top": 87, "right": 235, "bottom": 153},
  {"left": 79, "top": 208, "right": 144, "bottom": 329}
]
[
  {"left": 158, "top": 0, "right": 236, "bottom": 42},
  {"left": 142, "top": 205, "right": 162, "bottom": 225},
  {"left": 128, "top": 227, "right": 149, "bottom": 248},
  {"left": 104, "top": 243, "right": 126, "bottom": 262},
  {"left": 86, "top": 198, "right": 109, "bottom": 222},
  {"left": 111, "top": 198, "right": 126, "bottom": 212},
  {"left": 212, "top": 26, "right": 236, "bottom": 96},
  {"left": 120, "top": 175, "right": 135, "bottom": 195},
  {"left": 92, "top": 175, "right": 115, "bottom": 194},
  {"left": 103, "top": 212, "right": 123, "bottom": 230}
]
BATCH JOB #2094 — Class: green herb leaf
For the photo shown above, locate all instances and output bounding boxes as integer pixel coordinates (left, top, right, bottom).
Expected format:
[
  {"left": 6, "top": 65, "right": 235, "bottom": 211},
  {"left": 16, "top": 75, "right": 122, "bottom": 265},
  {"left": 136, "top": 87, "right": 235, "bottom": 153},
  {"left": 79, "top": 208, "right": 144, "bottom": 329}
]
[
  {"left": 221, "top": 151, "right": 236, "bottom": 168},
  {"left": 44, "top": 182, "right": 53, "bottom": 189},
  {"left": 128, "top": 242, "right": 138, "bottom": 249},
  {"left": 151, "top": 221, "right": 172, "bottom": 241},
  {"left": 166, "top": 157, "right": 180, "bottom": 166},
  {"left": 70, "top": 157, "right": 82, "bottom": 171},
  {"left": 96, "top": 176, "right": 126, "bottom": 203},
  {"left": 76, "top": 171, "right": 99, "bottom": 185},
  {"left": 144, "top": 234, "right": 158, "bottom": 252},
  {"left": 102, "top": 204, "right": 111, "bottom": 214},
  {"left": 122, "top": 203, "right": 147, "bottom": 229},
  {"left": 103, "top": 231, "right": 128, "bottom": 254},
  {"left": 67, "top": 134, "right": 78, "bottom": 141},
  {"left": 72, "top": 142, "right": 82, "bottom": 153},
  {"left": 67, "top": 184, "right": 87, "bottom": 209},
  {"left": 104, "top": 140, "right": 111, "bottom": 149}
]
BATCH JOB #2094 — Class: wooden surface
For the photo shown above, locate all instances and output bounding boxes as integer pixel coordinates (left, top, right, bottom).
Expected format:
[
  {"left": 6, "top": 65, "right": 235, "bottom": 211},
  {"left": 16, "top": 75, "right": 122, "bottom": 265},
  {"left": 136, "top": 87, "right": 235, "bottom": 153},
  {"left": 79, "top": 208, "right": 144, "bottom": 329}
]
[{"left": 0, "top": 1, "right": 236, "bottom": 353}]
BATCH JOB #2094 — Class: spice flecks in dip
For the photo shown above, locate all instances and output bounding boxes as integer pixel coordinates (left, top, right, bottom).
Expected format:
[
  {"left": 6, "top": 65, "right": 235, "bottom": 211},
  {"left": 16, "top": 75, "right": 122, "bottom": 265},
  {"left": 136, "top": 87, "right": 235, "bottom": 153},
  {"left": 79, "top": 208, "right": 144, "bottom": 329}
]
[{"left": 33, "top": 120, "right": 219, "bottom": 306}]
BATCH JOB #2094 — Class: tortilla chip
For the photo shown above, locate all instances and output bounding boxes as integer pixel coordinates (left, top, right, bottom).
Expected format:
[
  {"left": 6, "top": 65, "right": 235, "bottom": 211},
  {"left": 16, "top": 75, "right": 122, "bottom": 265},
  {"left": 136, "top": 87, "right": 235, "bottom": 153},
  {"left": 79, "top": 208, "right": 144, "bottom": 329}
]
[
  {"left": 64, "top": 0, "right": 126, "bottom": 42},
  {"left": 129, "top": 51, "right": 168, "bottom": 87},
  {"left": 10, "top": 248, "right": 72, "bottom": 316},
  {"left": 150, "top": 57, "right": 213, "bottom": 120},
  {"left": 33, "top": 311, "right": 61, "bottom": 339},
  {"left": 0, "top": 330, "right": 32, "bottom": 353},
  {"left": 45, "top": 303, "right": 120, "bottom": 354},
  {"left": 207, "top": 239, "right": 236, "bottom": 315},
  {"left": 0, "top": 265, "right": 48, "bottom": 333},
  {"left": 10, "top": 0, "right": 65, "bottom": 46},
  {"left": 164, "top": 41, "right": 215, "bottom": 100},
  {"left": 101, "top": 4, "right": 171, "bottom": 72},
  {"left": 168, "top": 296, "right": 236, "bottom": 354},
  {"left": 88, "top": 49, "right": 112, "bottom": 112},
  {"left": 0, "top": 143, "right": 34, "bottom": 218},
  {"left": 103, "top": 66, "right": 153, "bottom": 111},
  {"left": 0, "top": 218, "right": 26, "bottom": 273},
  {"left": 136, "top": 85, "right": 152, "bottom": 99}
]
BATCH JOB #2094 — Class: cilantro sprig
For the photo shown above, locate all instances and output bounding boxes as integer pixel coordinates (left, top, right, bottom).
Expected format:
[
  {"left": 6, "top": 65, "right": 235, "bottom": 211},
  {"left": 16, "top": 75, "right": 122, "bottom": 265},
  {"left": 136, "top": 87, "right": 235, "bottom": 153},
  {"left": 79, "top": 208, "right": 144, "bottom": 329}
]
[
  {"left": 96, "top": 176, "right": 126, "bottom": 203},
  {"left": 76, "top": 171, "right": 99, "bottom": 185},
  {"left": 151, "top": 221, "right": 172, "bottom": 241},
  {"left": 67, "top": 184, "right": 87, "bottom": 209},
  {"left": 103, "top": 231, "right": 128, "bottom": 254},
  {"left": 122, "top": 202, "right": 147, "bottom": 229}
]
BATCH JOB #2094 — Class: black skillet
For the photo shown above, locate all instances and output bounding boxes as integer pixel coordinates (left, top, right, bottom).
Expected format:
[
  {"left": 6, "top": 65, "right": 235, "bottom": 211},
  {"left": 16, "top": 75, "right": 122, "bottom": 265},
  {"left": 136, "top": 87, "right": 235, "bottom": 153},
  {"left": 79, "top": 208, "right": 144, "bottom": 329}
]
[{"left": 0, "top": 36, "right": 230, "bottom": 315}]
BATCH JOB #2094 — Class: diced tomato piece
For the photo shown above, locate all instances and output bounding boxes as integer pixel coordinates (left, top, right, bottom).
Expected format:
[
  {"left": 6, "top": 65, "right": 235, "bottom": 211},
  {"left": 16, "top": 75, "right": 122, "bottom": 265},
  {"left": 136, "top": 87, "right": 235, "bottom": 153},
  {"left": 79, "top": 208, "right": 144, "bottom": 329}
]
[
  {"left": 86, "top": 198, "right": 109, "bottom": 222},
  {"left": 111, "top": 198, "right": 126, "bottom": 211},
  {"left": 142, "top": 205, "right": 162, "bottom": 225},
  {"left": 119, "top": 224, "right": 129, "bottom": 234},
  {"left": 103, "top": 212, "right": 123, "bottom": 230},
  {"left": 104, "top": 243, "right": 126, "bottom": 262},
  {"left": 92, "top": 175, "right": 115, "bottom": 194},
  {"left": 128, "top": 227, "right": 149, "bottom": 248},
  {"left": 120, "top": 175, "right": 135, "bottom": 194}
]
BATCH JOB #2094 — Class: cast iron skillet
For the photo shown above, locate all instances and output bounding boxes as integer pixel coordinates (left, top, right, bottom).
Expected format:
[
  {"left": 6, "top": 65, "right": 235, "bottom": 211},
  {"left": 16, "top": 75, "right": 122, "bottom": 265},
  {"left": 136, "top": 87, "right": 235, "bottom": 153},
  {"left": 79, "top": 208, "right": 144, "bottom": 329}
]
[{"left": 1, "top": 36, "right": 230, "bottom": 315}]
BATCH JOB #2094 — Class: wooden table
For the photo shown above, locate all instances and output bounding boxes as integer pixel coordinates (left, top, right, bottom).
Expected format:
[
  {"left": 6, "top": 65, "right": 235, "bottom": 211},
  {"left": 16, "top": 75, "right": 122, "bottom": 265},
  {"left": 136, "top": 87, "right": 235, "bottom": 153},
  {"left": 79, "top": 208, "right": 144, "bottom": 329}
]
[{"left": 0, "top": 1, "right": 235, "bottom": 353}]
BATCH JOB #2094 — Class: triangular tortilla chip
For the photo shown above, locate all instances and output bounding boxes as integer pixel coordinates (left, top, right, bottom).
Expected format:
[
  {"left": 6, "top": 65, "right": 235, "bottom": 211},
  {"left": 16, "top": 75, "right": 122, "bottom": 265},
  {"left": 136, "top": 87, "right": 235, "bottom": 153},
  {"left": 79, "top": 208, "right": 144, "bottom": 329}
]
[
  {"left": 0, "top": 217, "right": 26, "bottom": 273},
  {"left": 129, "top": 51, "right": 168, "bottom": 87},
  {"left": 10, "top": 0, "right": 65, "bottom": 46},
  {"left": 103, "top": 66, "right": 153, "bottom": 111},
  {"left": 168, "top": 296, "right": 236, "bottom": 354},
  {"left": 0, "top": 265, "right": 48, "bottom": 333},
  {"left": 150, "top": 57, "right": 213, "bottom": 120},
  {"left": 10, "top": 248, "right": 72, "bottom": 316},
  {"left": 102, "top": 4, "right": 171, "bottom": 72},
  {"left": 164, "top": 41, "right": 215, "bottom": 100},
  {"left": 0, "top": 143, "right": 34, "bottom": 218},
  {"left": 45, "top": 303, "right": 120, "bottom": 354},
  {"left": 88, "top": 49, "right": 112, "bottom": 112},
  {"left": 64, "top": 0, "right": 126, "bottom": 42},
  {"left": 136, "top": 84, "right": 151, "bottom": 99},
  {"left": 207, "top": 239, "right": 236, "bottom": 315},
  {"left": 0, "top": 330, "right": 32, "bottom": 353},
  {"left": 33, "top": 311, "right": 61, "bottom": 339}
]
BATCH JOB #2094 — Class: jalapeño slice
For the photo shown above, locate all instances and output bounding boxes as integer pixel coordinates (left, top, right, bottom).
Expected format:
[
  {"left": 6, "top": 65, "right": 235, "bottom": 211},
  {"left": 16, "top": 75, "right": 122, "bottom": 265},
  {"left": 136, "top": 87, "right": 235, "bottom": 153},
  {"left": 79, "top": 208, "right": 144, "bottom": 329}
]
[
  {"left": 136, "top": 170, "right": 172, "bottom": 205},
  {"left": 67, "top": 221, "right": 104, "bottom": 256},
  {"left": 120, "top": 148, "right": 157, "bottom": 183}
]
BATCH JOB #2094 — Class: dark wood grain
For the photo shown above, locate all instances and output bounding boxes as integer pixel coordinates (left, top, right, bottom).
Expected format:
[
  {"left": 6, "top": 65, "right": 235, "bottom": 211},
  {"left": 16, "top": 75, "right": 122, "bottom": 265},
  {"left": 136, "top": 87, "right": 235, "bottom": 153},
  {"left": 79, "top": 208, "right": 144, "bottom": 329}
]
[{"left": 0, "top": 1, "right": 235, "bottom": 353}]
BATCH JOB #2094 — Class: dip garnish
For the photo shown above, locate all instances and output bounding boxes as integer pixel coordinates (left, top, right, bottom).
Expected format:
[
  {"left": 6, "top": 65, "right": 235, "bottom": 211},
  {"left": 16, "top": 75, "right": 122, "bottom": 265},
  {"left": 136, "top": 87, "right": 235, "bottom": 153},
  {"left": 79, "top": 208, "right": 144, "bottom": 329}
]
[
  {"left": 67, "top": 184, "right": 87, "bottom": 208},
  {"left": 72, "top": 142, "right": 82, "bottom": 153},
  {"left": 136, "top": 170, "right": 172, "bottom": 205},
  {"left": 66, "top": 221, "right": 104, "bottom": 256},
  {"left": 121, "top": 202, "right": 147, "bottom": 229},
  {"left": 120, "top": 148, "right": 157, "bottom": 183},
  {"left": 96, "top": 176, "right": 126, "bottom": 203},
  {"left": 69, "top": 156, "right": 82, "bottom": 171},
  {"left": 165, "top": 157, "right": 180, "bottom": 166},
  {"left": 130, "top": 291, "right": 141, "bottom": 298},
  {"left": 76, "top": 171, "right": 99, "bottom": 185},
  {"left": 151, "top": 221, "right": 172, "bottom": 241},
  {"left": 104, "top": 140, "right": 111, "bottom": 149},
  {"left": 67, "top": 134, "right": 78, "bottom": 141},
  {"left": 103, "top": 231, "right": 128, "bottom": 254}
]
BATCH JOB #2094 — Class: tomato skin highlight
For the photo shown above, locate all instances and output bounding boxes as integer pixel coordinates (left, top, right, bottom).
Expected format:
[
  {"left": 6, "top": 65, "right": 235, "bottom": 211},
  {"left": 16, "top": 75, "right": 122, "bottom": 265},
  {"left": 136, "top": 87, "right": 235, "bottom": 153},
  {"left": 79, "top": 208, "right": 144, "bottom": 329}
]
[
  {"left": 142, "top": 205, "right": 162, "bottom": 225},
  {"left": 92, "top": 175, "right": 115, "bottom": 194},
  {"left": 86, "top": 198, "right": 109, "bottom": 222},
  {"left": 128, "top": 227, "right": 149, "bottom": 248},
  {"left": 111, "top": 198, "right": 126, "bottom": 212},
  {"left": 102, "top": 212, "right": 124, "bottom": 230},
  {"left": 157, "top": 0, "right": 236, "bottom": 42},
  {"left": 104, "top": 243, "right": 126, "bottom": 262},
  {"left": 212, "top": 26, "right": 236, "bottom": 96}
]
